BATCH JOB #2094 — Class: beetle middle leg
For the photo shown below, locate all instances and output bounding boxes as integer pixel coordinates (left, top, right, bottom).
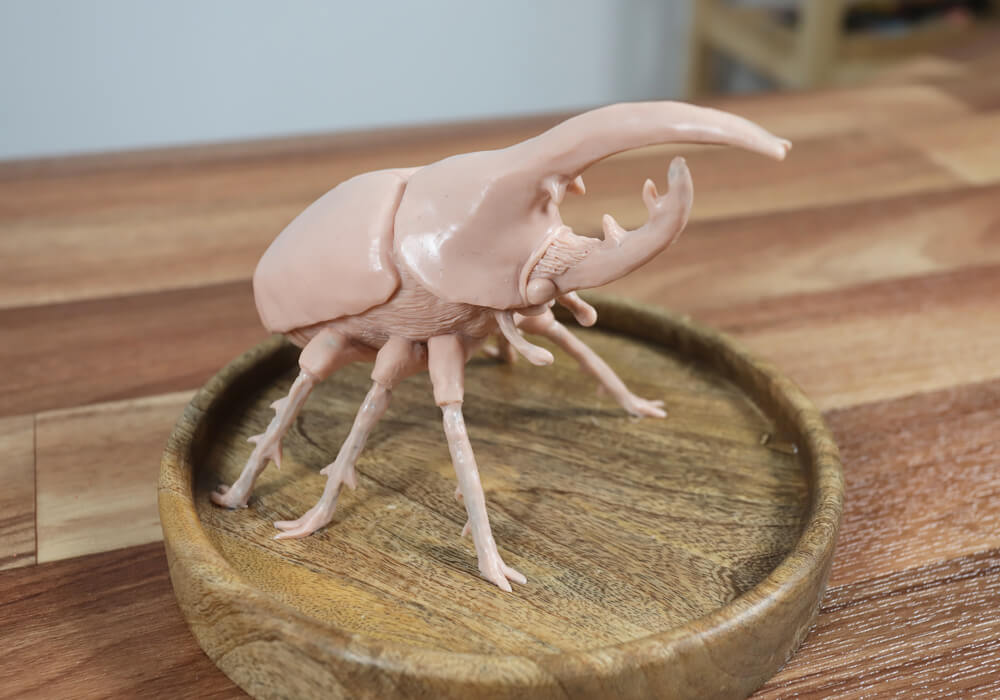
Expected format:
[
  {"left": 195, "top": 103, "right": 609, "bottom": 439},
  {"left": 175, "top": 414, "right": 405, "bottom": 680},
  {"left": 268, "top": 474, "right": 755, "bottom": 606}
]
[
  {"left": 211, "top": 328, "right": 361, "bottom": 509},
  {"left": 516, "top": 309, "right": 667, "bottom": 418},
  {"left": 482, "top": 333, "right": 517, "bottom": 364},
  {"left": 273, "top": 335, "right": 426, "bottom": 539}
]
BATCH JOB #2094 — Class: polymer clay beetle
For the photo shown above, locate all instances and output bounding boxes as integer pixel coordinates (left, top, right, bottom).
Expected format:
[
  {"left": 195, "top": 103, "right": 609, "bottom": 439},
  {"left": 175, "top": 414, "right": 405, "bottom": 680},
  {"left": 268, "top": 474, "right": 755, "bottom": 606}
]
[{"left": 211, "top": 101, "right": 790, "bottom": 591}]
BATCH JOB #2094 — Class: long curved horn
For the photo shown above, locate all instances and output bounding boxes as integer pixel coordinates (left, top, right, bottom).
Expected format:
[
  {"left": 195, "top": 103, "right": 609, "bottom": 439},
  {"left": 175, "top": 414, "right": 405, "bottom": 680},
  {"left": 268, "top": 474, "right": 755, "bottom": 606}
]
[{"left": 512, "top": 101, "right": 789, "bottom": 183}]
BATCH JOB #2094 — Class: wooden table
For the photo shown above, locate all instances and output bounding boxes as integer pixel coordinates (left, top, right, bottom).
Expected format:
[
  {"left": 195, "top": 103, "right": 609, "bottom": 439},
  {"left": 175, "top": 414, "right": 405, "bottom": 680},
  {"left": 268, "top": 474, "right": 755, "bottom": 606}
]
[{"left": 2, "top": 44, "right": 999, "bottom": 698}]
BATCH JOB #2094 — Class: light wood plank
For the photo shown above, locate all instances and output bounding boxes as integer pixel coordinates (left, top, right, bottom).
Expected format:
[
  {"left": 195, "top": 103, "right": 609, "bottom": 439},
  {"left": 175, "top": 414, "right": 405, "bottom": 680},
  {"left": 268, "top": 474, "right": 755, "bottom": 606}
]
[
  {"left": 0, "top": 201, "right": 292, "bottom": 311},
  {"left": 0, "top": 415, "right": 35, "bottom": 570},
  {"left": 35, "top": 392, "right": 192, "bottom": 562},
  {"left": 0, "top": 117, "right": 567, "bottom": 311},
  {"left": 563, "top": 129, "right": 961, "bottom": 229},
  {"left": 704, "top": 83, "right": 970, "bottom": 142},
  {"left": 894, "top": 112, "right": 1000, "bottom": 185},
  {"left": 865, "top": 55, "right": 966, "bottom": 86},
  {"left": 706, "top": 266, "right": 1000, "bottom": 410}
]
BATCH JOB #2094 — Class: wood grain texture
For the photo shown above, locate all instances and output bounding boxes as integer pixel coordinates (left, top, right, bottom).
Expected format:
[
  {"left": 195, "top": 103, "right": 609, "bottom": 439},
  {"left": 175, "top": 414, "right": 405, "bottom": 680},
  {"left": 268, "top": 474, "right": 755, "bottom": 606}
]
[
  {"left": 0, "top": 83, "right": 977, "bottom": 316},
  {"left": 709, "top": 83, "right": 970, "bottom": 141},
  {"left": 894, "top": 112, "right": 1000, "bottom": 184},
  {"left": 0, "top": 281, "right": 265, "bottom": 417},
  {"left": 0, "top": 415, "right": 35, "bottom": 570},
  {"left": 0, "top": 116, "right": 572, "bottom": 311},
  {"left": 605, "top": 184, "right": 1000, "bottom": 313},
  {"left": 0, "top": 542, "right": 242, "bottom": 699},
  {"left": 35, "top": 392, "right": 192, "bottom": 562},
  {"left": 823, "top": 379, "right": 1000, "bottom": 588},
  {"left": 711, "top": 265, "right": 1000, "bottom": 411},
  {"left": 4, "top": 390, "right": 995, "bottom": 699},
  {"left": 160, "top": 298, "right": 842, "bottom": 700},
  {"left": 759, "top": 548, "right": 1000, "bottom": 698},
  {"left": 573, "top": 129, "right": 962, "bottom": 227}
]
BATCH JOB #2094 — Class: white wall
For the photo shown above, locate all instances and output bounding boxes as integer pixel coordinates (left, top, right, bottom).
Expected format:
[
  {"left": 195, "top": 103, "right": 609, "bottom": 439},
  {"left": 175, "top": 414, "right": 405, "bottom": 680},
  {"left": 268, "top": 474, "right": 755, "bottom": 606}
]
[{"left": 0, "top": 1, "right": 691, "bottom": 161}]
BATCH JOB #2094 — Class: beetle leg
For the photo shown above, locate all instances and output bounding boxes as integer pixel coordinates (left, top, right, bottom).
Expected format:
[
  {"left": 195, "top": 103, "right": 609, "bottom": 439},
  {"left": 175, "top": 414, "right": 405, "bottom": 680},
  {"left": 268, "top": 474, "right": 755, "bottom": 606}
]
[
  {"left": 517, "top": 310, "right": 667, "bottom": 418},
  {"left": 273, "top": 336, "right": 425, "bottom": 539},
  {"left": 273, "top": 382, "right": 388, "bottom": 539},
  {"left": 481, "top": 333, "right": 518, "bottom": 364},
  {"left": 429, "top": 334, "right": 526, "bottom": 592},
  {"left": 211, "top": 328, "right": 357, "bottom": 509}
]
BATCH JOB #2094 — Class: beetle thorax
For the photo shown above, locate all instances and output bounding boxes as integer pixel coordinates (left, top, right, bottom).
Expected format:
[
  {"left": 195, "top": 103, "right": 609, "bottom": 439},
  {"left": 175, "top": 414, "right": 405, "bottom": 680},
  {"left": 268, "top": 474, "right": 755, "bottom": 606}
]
[{"left": 295, "top": 265, "right": 498, "bottom": 350}]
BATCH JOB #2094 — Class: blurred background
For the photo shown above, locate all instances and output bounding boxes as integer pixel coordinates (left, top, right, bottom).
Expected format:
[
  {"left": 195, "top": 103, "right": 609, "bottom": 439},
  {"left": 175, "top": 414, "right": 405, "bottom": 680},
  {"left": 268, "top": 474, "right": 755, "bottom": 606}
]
[{"left": 2, "top": 0, "right": 996, "bottom": 161}]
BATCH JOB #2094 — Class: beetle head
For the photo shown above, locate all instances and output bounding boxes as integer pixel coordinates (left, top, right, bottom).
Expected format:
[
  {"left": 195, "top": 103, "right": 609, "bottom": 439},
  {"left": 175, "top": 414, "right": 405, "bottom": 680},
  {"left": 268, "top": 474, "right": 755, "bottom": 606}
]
[{"left": 393, "top": 101, "right": 788, "bottom": 314}]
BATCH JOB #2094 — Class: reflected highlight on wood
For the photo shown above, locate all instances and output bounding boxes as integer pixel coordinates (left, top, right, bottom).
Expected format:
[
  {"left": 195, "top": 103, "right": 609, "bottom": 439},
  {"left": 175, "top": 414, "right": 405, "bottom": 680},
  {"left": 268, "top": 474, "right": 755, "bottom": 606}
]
[{"left": 159, "top": 295, "right": 842, "bottom": 699}]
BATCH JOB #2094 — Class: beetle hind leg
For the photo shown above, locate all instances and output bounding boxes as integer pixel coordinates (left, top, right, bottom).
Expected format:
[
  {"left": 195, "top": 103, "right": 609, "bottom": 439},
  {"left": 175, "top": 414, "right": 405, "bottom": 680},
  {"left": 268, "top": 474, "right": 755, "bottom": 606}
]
[
  {"left": 273, "top": 336, "right": 426, "bottom": 539},
  {"left": 211, "top": 328, "right": 356, "bottom": 509}
]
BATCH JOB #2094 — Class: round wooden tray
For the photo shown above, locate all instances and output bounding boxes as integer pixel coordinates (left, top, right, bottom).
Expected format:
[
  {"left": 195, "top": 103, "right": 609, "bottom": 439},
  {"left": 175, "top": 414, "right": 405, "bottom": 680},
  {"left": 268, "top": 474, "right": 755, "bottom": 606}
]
[{"left": 159, "top": 295, "right": 843, "bottom": 700}]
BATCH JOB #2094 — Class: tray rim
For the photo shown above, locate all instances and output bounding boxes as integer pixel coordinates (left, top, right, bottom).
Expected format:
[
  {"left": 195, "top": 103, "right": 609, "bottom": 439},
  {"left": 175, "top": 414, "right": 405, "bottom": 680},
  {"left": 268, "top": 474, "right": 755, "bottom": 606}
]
[{"left": 159, "top": 293, "right": 844, "bottom": 695}]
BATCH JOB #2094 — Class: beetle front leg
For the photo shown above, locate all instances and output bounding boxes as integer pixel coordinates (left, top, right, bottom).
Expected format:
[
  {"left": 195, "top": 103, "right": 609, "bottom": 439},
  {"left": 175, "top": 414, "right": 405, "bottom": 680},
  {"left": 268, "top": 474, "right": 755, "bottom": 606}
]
[
  {"left": 429, "top": 334, "right": 526, "bottom": 592},
  {"left": 482, "top": 333, "right": 518, "bottom": 364},
  {"left": 517, "top": 310, "right": 666, "bottom": 418}
]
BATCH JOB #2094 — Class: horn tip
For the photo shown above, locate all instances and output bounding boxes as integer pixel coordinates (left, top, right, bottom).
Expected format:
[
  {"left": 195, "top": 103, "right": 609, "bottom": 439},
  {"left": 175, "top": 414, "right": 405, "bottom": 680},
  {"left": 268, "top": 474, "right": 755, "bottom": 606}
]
[
  {"left": 668, "top": 156, "right": 689, "bottom": 182},
  {"left": 771, "top": 138, "right": 792, "bottom": 161}
]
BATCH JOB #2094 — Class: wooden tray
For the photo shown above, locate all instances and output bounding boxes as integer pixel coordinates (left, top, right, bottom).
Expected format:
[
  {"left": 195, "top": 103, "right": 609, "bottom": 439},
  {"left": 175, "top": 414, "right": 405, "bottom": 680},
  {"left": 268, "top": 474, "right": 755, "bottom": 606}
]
[{"left": 159, "top": 295, "right": 843, "bottom": 700}]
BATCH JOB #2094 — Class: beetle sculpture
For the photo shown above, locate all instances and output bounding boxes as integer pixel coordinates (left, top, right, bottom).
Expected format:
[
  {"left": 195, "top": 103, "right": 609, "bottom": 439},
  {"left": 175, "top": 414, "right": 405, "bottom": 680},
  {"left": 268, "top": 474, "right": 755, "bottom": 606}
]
[{"left": 212, "top": 101, "right": 790, "bottom": 591}]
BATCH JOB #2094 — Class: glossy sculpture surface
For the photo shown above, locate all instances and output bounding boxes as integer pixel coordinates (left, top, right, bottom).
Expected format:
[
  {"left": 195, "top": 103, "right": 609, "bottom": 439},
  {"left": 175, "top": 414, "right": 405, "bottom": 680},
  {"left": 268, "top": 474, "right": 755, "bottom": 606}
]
[{"left": 211, "top": 101, "right": 790, "bottom": 592}]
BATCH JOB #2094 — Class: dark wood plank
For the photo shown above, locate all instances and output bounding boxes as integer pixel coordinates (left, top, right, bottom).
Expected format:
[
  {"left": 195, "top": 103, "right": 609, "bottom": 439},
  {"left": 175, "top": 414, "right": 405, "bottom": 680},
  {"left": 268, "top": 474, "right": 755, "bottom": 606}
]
[
  {"left": 0, "top": 281, "right": 266, "bottom": 417},
  {"left": 757, "top": 548, "right": 1000, "bottom": 698},
  {"left": 0, "top": 542, "right": 243, "bottom": 699},
  {"left": 4, "top": 543, "right": 996, "bottom": 700}
]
